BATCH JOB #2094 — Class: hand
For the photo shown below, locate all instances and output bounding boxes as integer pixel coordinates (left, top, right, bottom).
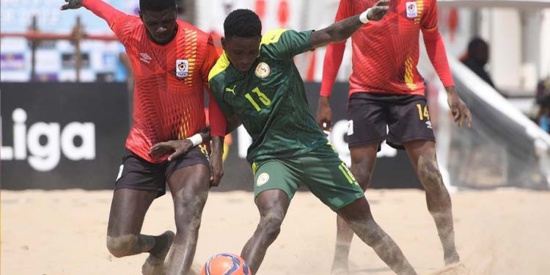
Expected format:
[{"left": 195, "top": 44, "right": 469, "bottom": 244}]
[
  {"left": 209, "top": 151, "right": 224, "bottom": 187},
  {"left": 446, "top": 86, "right": 472, "bottom": 128},
  {"left": 60, "top": 0, "right": 84, "bottom": 10},
  {"left": 316, "top": 96, "right": 333, "bottom": 131},
  {"left": 367, "top": 0, "right": 390, "bottom": 21},
  {"left": 149, "top": 140, "right": 194, "bottom": 161},
  {"left": 209, "top": 137, "right": 225, "bottom": 187}
]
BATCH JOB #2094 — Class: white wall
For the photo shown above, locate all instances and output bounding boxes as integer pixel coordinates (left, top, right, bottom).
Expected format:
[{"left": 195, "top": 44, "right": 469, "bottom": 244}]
[
  {"left": 541, "top": 10, "right": 550, "bottom": 78},
  {"left": 489, "top": 9, "right": 523, "bottom": 90}
]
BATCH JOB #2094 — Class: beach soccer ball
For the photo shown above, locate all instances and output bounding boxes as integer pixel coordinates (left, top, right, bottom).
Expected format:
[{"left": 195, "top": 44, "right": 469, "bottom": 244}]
[{"left": 201, "top": 253, "right": 251, "bottom": 275}]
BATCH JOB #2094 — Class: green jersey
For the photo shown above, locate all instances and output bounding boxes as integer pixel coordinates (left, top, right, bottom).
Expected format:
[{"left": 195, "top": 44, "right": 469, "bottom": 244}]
[{"left": 209, "top": 29, "right": 327, "bottom": 164}]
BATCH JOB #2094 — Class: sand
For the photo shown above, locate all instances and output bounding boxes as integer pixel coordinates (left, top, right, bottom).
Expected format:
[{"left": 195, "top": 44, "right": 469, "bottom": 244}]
[{"left": 2, "top": 188, "right": 549, "bottom": 275}]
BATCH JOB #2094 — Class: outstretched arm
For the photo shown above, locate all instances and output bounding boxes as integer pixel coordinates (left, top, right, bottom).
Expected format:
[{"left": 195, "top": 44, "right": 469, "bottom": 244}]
[
  {"left": 61, "top": 0, "right": 124, "bottom": 26},
  {"left": 309, "top": 0, "right": 389, "bottom": 49}
]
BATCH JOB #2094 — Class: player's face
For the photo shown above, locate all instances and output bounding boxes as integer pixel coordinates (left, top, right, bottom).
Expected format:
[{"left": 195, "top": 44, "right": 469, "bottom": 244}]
[
  {"left": 474, "top": 43, "right": 489, "bottom": 65},
  {"left": 222, "top": 36, "right": 261, "bottom": 73},
  {"left": 140, "top": 9, "right": 177, "bottom": 45}
]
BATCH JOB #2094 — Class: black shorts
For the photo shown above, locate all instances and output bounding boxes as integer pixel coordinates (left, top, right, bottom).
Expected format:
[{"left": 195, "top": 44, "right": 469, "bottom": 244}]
[
  {"left": 347, "top": 93, "right": 435, "bottom": 149},
  {"left": 114, "top": 145, "right": 210, "bottom": 197}
]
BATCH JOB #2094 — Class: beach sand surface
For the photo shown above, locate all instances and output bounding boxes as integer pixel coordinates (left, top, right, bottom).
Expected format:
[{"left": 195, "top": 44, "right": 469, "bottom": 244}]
[{"left": 2, "top": 189, "right": 549, "bottom": 275}]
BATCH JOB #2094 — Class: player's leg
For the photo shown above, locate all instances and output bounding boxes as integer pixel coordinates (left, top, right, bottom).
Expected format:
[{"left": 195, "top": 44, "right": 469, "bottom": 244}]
[
  {"left": 387, "top": 95, "right": 460, "bottom": 265},
  {"left": 331, "top": 93, "right": 387, "bottom": 273},
  {"left": 337, "top": 198, "right": 417, "bottom": 275},
  {"left": 164, "top": 146, "right": 212, "bottom": 275},
  {"left": 331, "top": 143, "right": 378, "bottom": 273},
  {"left": 107, "top": 190, "right": 168, "bottom": 257},
  {"left": 304, "top": 145, "right": 416, "bottom": 275},
  {"left": 240, "top": 159, "right": 299, "bottom": 274},
  {"left": 403, "top": 140, "right": 460, "bottom": 265},
  {"left": 106, "top": 150, "right": 174, "bottom": 274},
  {"left": 241, "top": 189, "right": 290, "bottom": 274}
]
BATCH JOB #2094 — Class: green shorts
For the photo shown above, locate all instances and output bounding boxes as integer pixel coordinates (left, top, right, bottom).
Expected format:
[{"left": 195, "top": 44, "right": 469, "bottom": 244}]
[{"left": 251, "top": 144, "right": 364, "bottom": 211}]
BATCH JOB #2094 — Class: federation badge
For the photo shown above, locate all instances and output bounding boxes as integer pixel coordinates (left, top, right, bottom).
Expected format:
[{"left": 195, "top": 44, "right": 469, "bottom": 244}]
[
  {"left": 255, "top": 62, "right": 270, "bottom": 78},
  {"left": 176, "top": 59, "right": 189, "bottom": 78},
  {"left": 256, "top": 173, "right": 270, "bottom": 186},
  {"left": 406, "top": 2, "right": 418, "bottom": 18}
]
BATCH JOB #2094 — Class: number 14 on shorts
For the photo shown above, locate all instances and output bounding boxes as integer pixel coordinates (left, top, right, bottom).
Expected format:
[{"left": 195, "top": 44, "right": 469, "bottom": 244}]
[{"left": 416, "top": 104, "right": 430, "bottom": 121}]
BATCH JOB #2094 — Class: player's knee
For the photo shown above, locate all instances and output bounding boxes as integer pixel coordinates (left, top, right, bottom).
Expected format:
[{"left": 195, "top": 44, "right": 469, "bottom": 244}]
[
  {"left": 173, "top": 194, "right": 206, "bottom": 230},
  {"left": 418, "top": 159, "right": 443, "bottom": 190},
  {"left": 258, "top": 213, "right": 284, "bottom": 240},
  {"left": 355, "top": 169, "right": 373, "bottom": 189},
  {"left": 351, "top": 165, "right": 373, "bottom": 190},
  {"left": 106, "top": 234, "right": 138, "bottom": 258}
]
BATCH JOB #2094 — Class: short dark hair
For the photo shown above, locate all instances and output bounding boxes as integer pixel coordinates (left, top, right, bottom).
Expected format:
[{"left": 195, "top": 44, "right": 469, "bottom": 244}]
[
  {"left": 140, "top": 0, "right": 176, "bottom": 12},
  {"left": 468, "top": 37, "right": 488, "bottom": 53},
  {"left": 224, "top": 9, "right": 262, "bottom": 39}
]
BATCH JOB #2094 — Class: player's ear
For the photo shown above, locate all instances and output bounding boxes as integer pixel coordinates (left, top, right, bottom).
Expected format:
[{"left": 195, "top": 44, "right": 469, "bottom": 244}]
[{"left": 221, "top": 37, "right": 227, "bottom": 50}]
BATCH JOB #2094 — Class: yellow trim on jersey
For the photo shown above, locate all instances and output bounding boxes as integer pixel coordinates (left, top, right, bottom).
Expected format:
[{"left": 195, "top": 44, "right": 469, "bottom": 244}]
[
  {"left": 414, "top": 0, "right": 424, "bottom": 25},
  {"left": 261, "top": 29, "right": 288, "bottom": 45},
  {"left": 208, "top": 29, "right": 289, "bottom": 81},
  {"left": 404, "top": 56, "right": 417, "bottom": 90},
  {"left": 183, "top": 29, "right": 198, "bottom": 86},
  {"left": 423, "top": 24, "right": 438, "bottom": 32},
  {"left": 208, "top": 51, "right": 232, "bottom": 81},
  {"left": 251, "top": 162, "right": 259, "bottom": 175}
]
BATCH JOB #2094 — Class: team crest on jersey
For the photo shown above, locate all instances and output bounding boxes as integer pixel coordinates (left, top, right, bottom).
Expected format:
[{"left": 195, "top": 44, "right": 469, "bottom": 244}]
[
  {"left": 176, "top": 59, "right": 189, "bottom": 78},
  {"left": 256, "top": 173, "right": 270, "bottom": 186},
  {"left": 406, "top": 2, "right": 418, "bottom": 18},
  {"left": 255, "top": 62, "right": 270, "bottom": 78}
]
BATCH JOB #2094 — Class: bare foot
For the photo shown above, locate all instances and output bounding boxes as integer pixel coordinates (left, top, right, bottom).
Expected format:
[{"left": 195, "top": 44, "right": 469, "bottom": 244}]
[
  {"left": 330, "top": 263, "right": 349, "bottom": 275},
  {"left": 188, "top": 262, "right": 203, "bottom": 275},
  {"left": 431, "top": 262, "right": 470, "bottom": 275},
  {"left": 142, "top": 231, "right": 175, "bottom": 275},
  {"left": 444, "top": 252, "right": 461, "bottom": 266}
]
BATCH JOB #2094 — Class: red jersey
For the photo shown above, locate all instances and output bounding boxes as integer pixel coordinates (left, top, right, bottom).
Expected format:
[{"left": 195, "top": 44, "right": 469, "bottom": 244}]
[
  {"left": 84, "top": 0, "right": 226, "bottom": 163},
  {"left": 320, "top": 0, "right": 454, "bottom": 97}
]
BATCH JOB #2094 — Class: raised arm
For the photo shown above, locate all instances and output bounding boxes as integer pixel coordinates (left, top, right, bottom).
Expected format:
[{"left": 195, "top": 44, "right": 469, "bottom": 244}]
[
  {"left": 309, "top": 0, "right": 389, "bottom": 50},
  {"left": 61, "top": 0, "right": 125, "bottom": 26}
]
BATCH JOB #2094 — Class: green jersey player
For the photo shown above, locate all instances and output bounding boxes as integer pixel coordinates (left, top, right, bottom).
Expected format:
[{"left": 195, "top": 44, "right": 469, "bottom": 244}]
[{"left": 206, "top": 4, "right": 418, "bottom": 275}]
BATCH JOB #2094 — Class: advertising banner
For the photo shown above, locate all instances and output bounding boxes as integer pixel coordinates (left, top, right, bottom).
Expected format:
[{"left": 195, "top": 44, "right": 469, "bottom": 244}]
[
  {"left": 1, "top": 82, "right": 420, "bottom": 191},
  {"left": 1, "top": 82, "right": 129, "bottom": 190}
]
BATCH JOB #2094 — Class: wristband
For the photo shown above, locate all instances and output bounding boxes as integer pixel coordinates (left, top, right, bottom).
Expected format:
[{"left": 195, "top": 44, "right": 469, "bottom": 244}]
[
  {"left": 187, "top": 133, "right": 203, "bottom": 147},
  {"left": 359, "top": 8, "right": 372, "bottom": 24}
]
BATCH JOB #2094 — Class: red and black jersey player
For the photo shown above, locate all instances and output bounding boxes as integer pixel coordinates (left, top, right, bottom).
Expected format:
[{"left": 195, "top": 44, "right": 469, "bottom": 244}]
[
  {"left": 316, "top": 0, "right": 472, "bottom": 274},
  {"left": 61, "top": 0, "right": 227, "bottom": 274}
]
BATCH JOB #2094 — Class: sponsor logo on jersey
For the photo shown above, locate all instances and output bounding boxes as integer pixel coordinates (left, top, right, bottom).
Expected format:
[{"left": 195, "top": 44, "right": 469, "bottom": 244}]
[
  {"left": 176, "top": 59, "right": 189, "bottom": 78},
  {"left": 140, "top": 53, "right": 152, "bottom": 63},
  {"left": 426, "top": 121, "right": 432, "bottom": 129},
  {"left": 406, "top": 2, "right": 418, "bottom": 18},
  {"left": 255, "top": 62, "right": 270, "bottom": 78},
  {"left": 116, "top": 164, "right": 124, "bottom": 182},
  {"left": 225, "top": 85, "right": 237, "bottom": 95},
  {"left": 256, "top": 172, "right": 270, "bottom": 186},
  {"left": 347, "top": 120, "right": 354, "bottom": 136}
]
